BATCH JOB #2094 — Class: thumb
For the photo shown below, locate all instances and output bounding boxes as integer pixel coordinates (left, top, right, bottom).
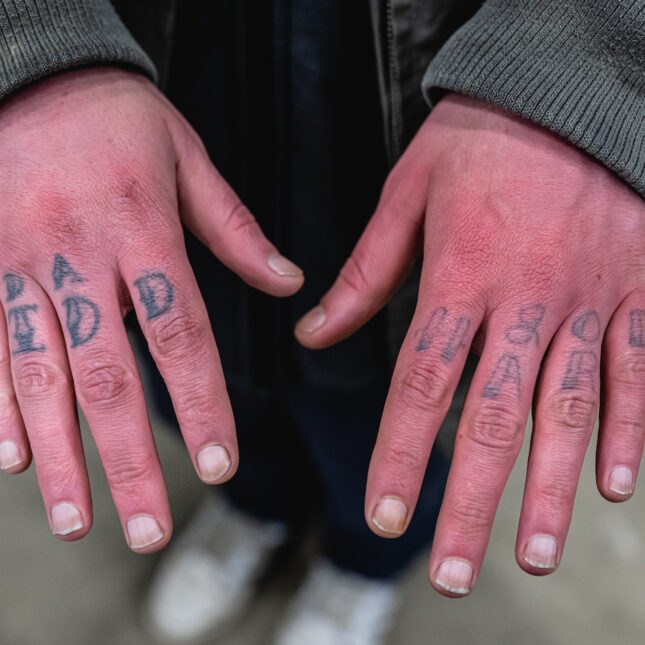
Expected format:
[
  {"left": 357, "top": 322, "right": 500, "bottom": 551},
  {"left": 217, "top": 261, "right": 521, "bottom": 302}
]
[
  {"left": 172, "top": 122, "right": 304, "bottom": 298},
  {"left": 295, "top": 154, "right": 430, "bottom": 349}
]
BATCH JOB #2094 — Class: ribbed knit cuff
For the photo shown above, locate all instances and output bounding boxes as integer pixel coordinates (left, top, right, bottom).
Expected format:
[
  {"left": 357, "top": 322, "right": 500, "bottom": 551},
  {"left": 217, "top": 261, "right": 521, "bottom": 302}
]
[
  {"left": 0, "top": 0, "right": 157, "bottom": 103},
  {"left": 422, "top": 0, "right": 645, "bottom": 199}
]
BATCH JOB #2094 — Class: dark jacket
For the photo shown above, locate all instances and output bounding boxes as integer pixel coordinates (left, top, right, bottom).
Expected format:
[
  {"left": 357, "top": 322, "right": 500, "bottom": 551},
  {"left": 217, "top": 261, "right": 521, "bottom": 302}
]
[{"left": 0, "top": 0, "right": 643, "bottom": 197}]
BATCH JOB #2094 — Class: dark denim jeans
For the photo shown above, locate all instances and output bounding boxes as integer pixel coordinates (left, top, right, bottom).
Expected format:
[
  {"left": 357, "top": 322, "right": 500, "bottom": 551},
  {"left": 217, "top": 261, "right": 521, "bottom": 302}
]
[{"left": 135, "top": 0, "right": 448, "bottom": 579}]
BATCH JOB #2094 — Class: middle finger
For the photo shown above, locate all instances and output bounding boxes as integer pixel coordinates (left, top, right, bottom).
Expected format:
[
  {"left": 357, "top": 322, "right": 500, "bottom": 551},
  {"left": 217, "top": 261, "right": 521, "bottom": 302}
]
[
  {"left": 428, "top": 302, "right": 553, "bottom": 597},
  {"left": 46, "top": 253, "right": 172, "bottom": 553}
]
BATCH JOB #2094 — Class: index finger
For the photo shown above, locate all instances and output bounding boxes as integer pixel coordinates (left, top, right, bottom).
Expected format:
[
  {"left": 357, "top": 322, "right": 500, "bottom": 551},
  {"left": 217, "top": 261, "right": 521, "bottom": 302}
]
[
  {"left": 365, "top": 291, "right": 483, "bottom": 538},
  {"left": 119, "top": 234, "right": 238, "bottom": 486}
]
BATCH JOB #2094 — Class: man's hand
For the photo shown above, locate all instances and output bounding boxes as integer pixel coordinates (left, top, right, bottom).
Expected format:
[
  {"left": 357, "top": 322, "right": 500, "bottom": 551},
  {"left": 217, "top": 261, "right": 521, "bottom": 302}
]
[
  {"left": 296, "top": 94, "right": 645, "bottom": 595},
  {"left": 0, "top": 68, "right": 303, "bottom": 552}
]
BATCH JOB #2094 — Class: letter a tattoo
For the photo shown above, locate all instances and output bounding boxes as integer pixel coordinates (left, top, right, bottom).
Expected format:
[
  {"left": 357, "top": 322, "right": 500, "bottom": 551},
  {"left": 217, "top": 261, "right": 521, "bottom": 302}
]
[
  {"left": 482, "top": 354, "right": 521, "bottom": 398},
  {"left": 53, "top": 255, "right": 86, "bottom": 290}
]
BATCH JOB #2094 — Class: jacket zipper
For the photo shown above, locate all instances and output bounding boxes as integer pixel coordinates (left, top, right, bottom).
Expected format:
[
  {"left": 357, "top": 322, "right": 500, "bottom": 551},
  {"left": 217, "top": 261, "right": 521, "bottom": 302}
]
[{"left": 385, "top": 0, "right": 402, "bottom": 163}]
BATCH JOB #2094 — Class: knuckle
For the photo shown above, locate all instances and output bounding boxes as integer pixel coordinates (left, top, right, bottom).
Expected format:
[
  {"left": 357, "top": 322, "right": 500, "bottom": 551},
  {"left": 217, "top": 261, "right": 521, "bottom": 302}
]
[
  {"left": 75, "top": 356, "right": 136, "bottom": 406},
  {"left": 148, "top": 311, "right": 208, "bottom": 358},
  {"left": 338, "top": 253, "right": 370, "bottom": 294},
  {"left": 444, "top": 210, "right": 497, "bottom": 273},
  {"left": 104, "top": 454, "right": 155, "bottom": 492},
  {"left": 14, "top": 359, "right": 69, "bottom": 400},
  {"left": 36, "top": 450, "right": 83, "bottom": 490},
  {"left": 380, "top": 162, "right": 427, "bottom": 216},
  {"left": 396, "top": 360, "right": 452, "bottom": 415},
  {"left": 108, "top": 168, "right": 162, "bottom": 215},
  {"left": 604, "top": 418, "right": 644, "bottom": 451},
  {"left": 545, "top": 392, "right": 598, "bottom": 433},
  {"left": 532, "top": 473, "right": 574, "bottom": 514},
  {"left": 449, "top": 497, "right": 493, "bottom": 538},
  {"left": 461, "top": 402, "right": 524, "bottom": 453},
  {"left": 225, "top": 203, "right": 261, "bottom": 237},
  {"left": 608, "top": 351, "right": 645, "bottom": 387},
  {"left": 173, "top": 388, "right": 219, "bottom": 426},
  {"left": 381, "top": 438, "right": 427, "bottom": 486},
  {"left": 6, "top": 186, "right": 87, "bottom": 253},
  {"left": 0, "top": 384, "right": 19, "bottom": 425},
  {"left": 0, "top": 345, "right": 11, "bottom": 371},
  {"left": 30, "top": 188, "right": 86, "bottom": 249}
]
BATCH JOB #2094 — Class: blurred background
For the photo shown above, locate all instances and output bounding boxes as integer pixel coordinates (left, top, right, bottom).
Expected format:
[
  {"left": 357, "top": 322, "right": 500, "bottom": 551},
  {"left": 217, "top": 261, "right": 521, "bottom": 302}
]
[{"left": 1, "top": 403, "right": 643, "bottom": 645}]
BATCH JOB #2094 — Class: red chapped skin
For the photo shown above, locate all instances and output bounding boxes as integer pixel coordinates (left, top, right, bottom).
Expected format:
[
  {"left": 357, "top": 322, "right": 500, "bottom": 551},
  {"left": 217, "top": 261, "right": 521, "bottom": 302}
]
[
  {"left": 0, "top": 67, "right": 303, "bottom": 552},
  {"left": 297, "top": 93, "right": 645, "bottom": 597}
]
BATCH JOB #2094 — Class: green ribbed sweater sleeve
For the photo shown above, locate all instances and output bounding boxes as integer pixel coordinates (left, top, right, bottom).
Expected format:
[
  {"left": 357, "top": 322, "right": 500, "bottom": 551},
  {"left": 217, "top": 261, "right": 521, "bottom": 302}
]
[
  {"left": 422, "top": 0, "right": 645, "bottom": 199},
  {"left": 0, "top": 0, "right": 156, "bottom": 103}
]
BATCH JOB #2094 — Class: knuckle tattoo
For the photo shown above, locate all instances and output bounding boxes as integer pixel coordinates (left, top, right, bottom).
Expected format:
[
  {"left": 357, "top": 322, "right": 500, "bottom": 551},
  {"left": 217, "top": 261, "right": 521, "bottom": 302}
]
[
  {"left": 482, "top": 353, "right": 521, "bottom": 399},
  {"left": 62, "top": 297, "right": 101, "bottom": 348},
  {"left": 7, "top": 305, "right": 46, "bottom": 355},
  {"left": 560, "top": 310, "right": 600, "bottom": 392},
  {"left": 3, "top": 273, "right": 25, "bottom": 302},
  {"left": 504, "top": 304, "right": 545, "bottom": 346},
  {"left": 52, "top": 255, "right": 85, "bottom": 290},
  {"left": 628, "top": 309, "right": 645, "bottom": 348},
  {"left": 50, "top": 255, "right": 101, "bottom": 349},
  {"left": 413, "top": 306, "right": 471, "bottom": 362},
  {"left": 479, "top": 304, "right": 547, "bottom": 401},
  {"left": 3, "top": 269, "right": 76, "bottom": 356},
  {"left": 133, "top": 272, "right": 174, "bottom": 320},
  {"left": 570, "top": 311, "right": 601, "bottom": 343},
  {"left": 561, "top": 350, "right": 598, "bottom": 391}
]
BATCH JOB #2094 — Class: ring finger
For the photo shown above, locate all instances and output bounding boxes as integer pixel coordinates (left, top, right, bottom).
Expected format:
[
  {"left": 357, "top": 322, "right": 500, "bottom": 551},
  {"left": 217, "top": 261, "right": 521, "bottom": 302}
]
[
  {"left": 516, "top": 308, "right": 607, "bottom": 574},
  {"left": 2, "top": 272, "right": 91, "bottom": 539}
]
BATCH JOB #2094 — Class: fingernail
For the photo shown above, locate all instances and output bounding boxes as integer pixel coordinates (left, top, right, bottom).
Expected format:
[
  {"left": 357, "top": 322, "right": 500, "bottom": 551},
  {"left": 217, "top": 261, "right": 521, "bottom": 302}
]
[
  {"left": 523, "top": 534, "right": 558, "bottom": 569},
  {"left": 296, "top": 305, "right": 326, "bottom": 334},
  {"left": 372, "top": 497, "right": 409, "bottom": 535},
  {"left": 609, "top": 465, "right": 634, "bottom": 495},
  {"left": 0, "top": 440, "right": 22, "bottom": 471},
  {"left": 126, "top": 515, "right": 164, "bottom": 550},
  {"left": 50, "top": 502, "right": 84, "bottom": 536},
  {"left": 196, "top": 444, "right": 231, "bottom": 483},
  {"left": 434, "top": 559, "right": 474, "bottom": 595},
  {"left": 268, "top": 252, "right": 303, "bottom": 278}
]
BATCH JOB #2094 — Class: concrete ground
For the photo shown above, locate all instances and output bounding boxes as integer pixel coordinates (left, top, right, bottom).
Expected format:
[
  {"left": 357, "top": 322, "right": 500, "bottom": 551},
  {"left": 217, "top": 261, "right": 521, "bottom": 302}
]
[{"left": 1, "top": 408, "right": 644, "bottom": 645}]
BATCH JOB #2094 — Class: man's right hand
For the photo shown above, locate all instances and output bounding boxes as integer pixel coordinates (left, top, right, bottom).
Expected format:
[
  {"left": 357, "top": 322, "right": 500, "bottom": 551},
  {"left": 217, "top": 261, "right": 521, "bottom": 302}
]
[{"left": 0, "top": 67, "right": 304, "bottom": 552}]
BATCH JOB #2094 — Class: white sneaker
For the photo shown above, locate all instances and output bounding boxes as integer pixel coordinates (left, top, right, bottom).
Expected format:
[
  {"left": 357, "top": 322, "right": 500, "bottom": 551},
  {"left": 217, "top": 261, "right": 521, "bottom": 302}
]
[
  {"left": 144, "top": 493, "right": 287, "bottom": 643},
  {"left": 273, "top": 559, "right": 400, "bottom": 645}
]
